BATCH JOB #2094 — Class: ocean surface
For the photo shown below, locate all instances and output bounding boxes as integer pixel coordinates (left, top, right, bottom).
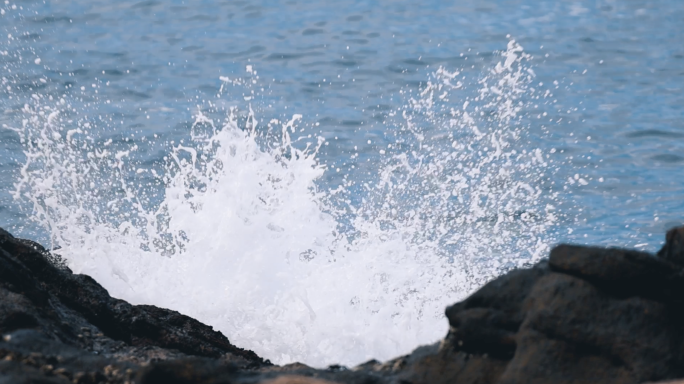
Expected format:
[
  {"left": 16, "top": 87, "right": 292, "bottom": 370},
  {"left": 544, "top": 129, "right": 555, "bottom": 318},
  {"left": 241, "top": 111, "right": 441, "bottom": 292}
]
[{"left": 1, "top": 0, "right": 683, "bottom": 367}]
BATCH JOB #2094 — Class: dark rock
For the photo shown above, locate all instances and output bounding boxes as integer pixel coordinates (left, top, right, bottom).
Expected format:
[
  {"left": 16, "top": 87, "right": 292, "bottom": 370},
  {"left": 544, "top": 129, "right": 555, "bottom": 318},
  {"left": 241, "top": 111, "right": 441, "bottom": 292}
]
[
  {"left": 389, "top": 228, "right": 684, "bottom": 384},
  {"left": 135, "top": 358, "right": 238, "bottom": 384},
  {"left": 4, "top": 225, "right": 684, "bottom": 383},
  {"left": 658, "top": 226, "right": 684, "bottom": 266},
  {"left": 549, "top": 245, "right": 684, "bottom": 302},
  {"left": 444, "top": 264, "right": 549, "bottom": 359},
  {"left": 0, "top": 227, "right": 381, "bottom": 383},
  {"left": 0, "top": 227, "right": 265, "bottom": 366},
  {"left": 510, "top": 272, "right": 680, "bottom": 382}
]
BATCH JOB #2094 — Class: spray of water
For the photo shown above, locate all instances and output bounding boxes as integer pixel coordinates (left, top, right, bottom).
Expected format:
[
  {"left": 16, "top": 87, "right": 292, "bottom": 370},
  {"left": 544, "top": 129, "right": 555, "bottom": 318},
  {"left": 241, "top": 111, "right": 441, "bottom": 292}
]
[{"left": 6, "top": 39, "right": 563, "bottom": 367}]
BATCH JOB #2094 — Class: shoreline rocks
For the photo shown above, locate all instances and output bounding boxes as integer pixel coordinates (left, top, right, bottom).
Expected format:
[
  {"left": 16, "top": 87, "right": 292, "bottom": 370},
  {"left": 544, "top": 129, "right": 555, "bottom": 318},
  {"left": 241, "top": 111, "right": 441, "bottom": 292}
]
[{"left": 2, "top": 225, "right": 684, "bottom": 383}]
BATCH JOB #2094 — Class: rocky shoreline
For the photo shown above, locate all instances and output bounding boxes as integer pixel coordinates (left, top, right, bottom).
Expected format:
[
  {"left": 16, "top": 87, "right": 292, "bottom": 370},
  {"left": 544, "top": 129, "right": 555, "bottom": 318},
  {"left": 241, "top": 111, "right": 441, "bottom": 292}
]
[{"left": 3, "top": 226, "right": 684, "bottom": 383}]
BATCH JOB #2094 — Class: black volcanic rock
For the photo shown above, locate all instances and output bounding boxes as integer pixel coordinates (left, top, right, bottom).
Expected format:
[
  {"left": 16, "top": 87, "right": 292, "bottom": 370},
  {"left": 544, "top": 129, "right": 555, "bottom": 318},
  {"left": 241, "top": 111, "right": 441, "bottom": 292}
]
[
  {"left": 383, "top": 240, "right": 684, "bottom": 384},
  {"left": 658, "top": 226, "right": 684, "bottom": 266},
  {"left": 0, "top": 227, "right": 381, "bottom": 384},
  {"left": 0, "top": 227, "right": 264, "bottom": 364},
  {"left": 3, "top": 225, "right": 684, "bottom": 383}
]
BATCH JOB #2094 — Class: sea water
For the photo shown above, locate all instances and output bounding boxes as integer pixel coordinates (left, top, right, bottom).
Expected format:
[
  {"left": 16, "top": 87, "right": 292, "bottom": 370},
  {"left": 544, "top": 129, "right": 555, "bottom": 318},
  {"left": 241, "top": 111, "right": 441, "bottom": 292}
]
[{"left": 1, "top": 0, "right": 683, "bottom": 367}]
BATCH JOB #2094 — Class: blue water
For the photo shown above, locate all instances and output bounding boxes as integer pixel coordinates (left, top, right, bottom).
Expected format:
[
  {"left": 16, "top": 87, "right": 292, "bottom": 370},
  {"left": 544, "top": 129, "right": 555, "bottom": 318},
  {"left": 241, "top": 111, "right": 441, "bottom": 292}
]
[
  {"left": 3, "top": 0, "right": 683, "bottom": 249},
  {"left": 1, "top": 0, "right": 684, "bottom": 367}
]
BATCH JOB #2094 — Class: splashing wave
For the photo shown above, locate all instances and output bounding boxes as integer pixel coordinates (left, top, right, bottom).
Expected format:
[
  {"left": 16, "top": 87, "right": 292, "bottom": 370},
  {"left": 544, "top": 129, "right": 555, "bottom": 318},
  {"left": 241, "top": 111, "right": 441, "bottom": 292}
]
[{"left": 8, "top": 40, "right": 563, "bottom": 367}]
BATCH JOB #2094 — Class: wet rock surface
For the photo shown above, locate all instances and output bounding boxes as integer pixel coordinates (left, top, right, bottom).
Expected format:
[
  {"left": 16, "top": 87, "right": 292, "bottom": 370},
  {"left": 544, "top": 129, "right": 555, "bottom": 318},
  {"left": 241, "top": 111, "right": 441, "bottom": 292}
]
[{"left": 3, "top": 226, "right": 684, "bottom": 383}]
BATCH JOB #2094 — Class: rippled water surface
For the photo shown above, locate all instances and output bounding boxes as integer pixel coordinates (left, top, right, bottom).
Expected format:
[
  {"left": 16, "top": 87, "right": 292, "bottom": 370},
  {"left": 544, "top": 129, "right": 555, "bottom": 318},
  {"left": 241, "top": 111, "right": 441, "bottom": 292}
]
[{"left": 1, "top": 0, "right": 683, "bottom": 367}]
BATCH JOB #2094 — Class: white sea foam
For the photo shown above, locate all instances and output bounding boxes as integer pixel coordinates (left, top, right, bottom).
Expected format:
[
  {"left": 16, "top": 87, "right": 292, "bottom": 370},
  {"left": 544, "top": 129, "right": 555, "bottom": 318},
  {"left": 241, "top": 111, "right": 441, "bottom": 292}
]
[{"left": 8, "top": 40, "right": 562, "bottom": 367}]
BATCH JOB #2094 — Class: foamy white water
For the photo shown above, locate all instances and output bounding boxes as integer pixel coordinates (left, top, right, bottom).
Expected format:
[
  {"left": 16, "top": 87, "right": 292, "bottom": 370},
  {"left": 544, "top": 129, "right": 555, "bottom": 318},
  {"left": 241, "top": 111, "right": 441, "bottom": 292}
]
[{"left": 9, "top": 40, "right": 561, "bottom": 367}]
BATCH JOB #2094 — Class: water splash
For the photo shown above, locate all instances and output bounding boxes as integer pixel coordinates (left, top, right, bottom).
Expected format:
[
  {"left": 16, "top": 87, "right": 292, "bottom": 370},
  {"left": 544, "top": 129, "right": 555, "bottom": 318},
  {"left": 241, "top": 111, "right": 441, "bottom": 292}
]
[{"left": 7, "top": 40, "right": 563, "bottom": 367}]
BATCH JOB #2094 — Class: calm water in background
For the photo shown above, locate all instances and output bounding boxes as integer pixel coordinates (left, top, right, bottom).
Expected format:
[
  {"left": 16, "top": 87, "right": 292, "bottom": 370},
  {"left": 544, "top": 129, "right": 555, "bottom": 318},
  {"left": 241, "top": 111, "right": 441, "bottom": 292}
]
[{"left": 1, "top": 0, "right": 684, "bottom": 366}]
